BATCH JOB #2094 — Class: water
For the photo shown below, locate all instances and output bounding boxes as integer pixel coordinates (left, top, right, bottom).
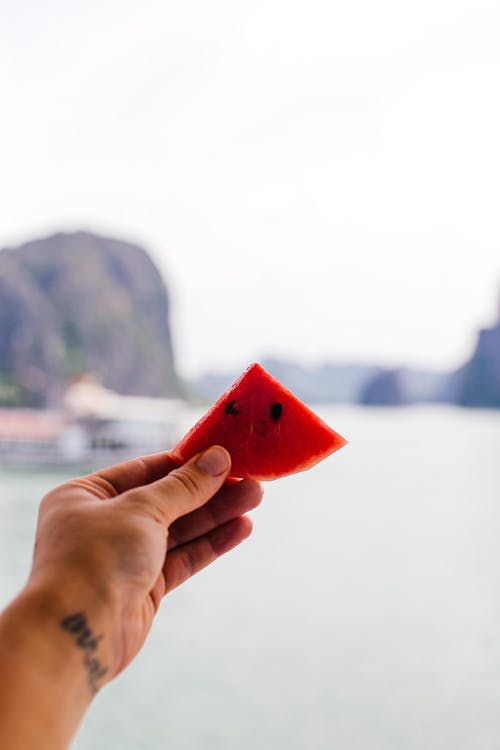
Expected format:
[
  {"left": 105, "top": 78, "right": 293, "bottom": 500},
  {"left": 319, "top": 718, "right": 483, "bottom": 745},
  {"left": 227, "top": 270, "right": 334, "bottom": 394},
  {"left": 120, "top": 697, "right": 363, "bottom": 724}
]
[{"left": 1, "top": 406, "right": 499, "bottom": 750}]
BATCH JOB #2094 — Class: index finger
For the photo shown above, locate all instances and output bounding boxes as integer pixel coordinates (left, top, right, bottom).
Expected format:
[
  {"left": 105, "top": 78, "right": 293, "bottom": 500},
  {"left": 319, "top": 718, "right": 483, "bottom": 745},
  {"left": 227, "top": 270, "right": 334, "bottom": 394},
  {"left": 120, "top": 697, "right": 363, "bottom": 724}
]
[{"left": 83, "top": 451, "right": 181, "bottom": 498}]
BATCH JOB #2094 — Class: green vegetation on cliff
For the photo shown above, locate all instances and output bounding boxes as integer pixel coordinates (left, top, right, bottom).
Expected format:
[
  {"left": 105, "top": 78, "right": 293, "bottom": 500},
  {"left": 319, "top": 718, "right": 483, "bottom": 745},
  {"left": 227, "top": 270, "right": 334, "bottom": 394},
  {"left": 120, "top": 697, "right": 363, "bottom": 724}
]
[{"left": 0, "top": 232, "right": 180, "bottom": 406}]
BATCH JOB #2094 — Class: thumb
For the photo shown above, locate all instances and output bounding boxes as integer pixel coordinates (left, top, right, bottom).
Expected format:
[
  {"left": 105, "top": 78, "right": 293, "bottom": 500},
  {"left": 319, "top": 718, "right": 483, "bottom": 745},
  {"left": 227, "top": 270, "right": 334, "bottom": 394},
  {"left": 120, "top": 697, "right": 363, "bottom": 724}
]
[{"left": 124, "top": 445, "right": 231, "bottom": 526}]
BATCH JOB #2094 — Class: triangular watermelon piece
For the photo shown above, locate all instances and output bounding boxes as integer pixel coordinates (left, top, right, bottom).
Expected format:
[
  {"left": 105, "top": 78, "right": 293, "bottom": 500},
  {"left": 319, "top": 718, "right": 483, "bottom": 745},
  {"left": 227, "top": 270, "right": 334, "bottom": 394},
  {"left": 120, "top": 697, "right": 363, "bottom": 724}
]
[{"left": 173, "top": 363, "right": 347, "bottom": 480}]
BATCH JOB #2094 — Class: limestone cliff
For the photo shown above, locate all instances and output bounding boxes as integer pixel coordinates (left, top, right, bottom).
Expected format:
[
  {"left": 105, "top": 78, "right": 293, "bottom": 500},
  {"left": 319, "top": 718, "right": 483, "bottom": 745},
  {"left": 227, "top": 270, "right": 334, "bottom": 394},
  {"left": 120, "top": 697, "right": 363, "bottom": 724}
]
[
  {"left": 0, "top": 232, "right": 179, "bottom": 406},
  {"left": 458, "top": 311, "right": 500, "bottom": 408}
]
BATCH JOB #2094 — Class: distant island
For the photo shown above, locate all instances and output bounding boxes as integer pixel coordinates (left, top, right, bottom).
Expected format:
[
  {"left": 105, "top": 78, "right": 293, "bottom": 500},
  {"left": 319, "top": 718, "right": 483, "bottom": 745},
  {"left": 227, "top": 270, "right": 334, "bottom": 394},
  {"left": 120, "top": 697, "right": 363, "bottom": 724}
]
[
  {"left": 189, "top": 308, "right": 500, "bottom": 410},
  {"left": 190, "top": 360, "right": 451, "bottom": 406},
  {"left": 0, "top": 231, "right": 498, "bottom": 409}
]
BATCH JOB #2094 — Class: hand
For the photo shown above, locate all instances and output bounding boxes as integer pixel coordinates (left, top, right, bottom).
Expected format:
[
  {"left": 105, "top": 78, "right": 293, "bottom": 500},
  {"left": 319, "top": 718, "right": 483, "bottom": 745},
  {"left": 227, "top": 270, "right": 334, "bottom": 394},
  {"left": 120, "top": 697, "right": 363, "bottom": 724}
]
[{"left": 28, "top": 445, "right": 262, "bottom": 688}]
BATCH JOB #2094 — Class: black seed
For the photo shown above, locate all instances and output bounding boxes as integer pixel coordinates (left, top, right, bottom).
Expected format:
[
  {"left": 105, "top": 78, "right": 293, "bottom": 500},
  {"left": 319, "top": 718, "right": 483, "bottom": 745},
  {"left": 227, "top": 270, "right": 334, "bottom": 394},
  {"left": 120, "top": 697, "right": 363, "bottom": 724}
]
[
  {"left": 270, "top": 402, "right": 282, "bottom": 421},
  {"left": 225, "top": 399, "right": 238, "bottom": 416}
]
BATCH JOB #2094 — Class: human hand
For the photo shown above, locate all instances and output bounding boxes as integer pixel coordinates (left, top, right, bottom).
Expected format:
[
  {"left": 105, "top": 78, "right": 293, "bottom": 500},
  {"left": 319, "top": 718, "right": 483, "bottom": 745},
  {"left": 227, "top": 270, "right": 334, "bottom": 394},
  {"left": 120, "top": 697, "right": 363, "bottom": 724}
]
[{"left": 27, "top": 446, "right": 262, "bottom": 691}]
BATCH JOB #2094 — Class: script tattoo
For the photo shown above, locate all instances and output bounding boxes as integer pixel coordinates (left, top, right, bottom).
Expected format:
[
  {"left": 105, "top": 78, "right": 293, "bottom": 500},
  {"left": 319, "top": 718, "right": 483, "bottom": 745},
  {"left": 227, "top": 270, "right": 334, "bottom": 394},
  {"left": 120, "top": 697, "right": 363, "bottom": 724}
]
[{"left": 60, "top": 612, "right": 108, "bottom": 694}]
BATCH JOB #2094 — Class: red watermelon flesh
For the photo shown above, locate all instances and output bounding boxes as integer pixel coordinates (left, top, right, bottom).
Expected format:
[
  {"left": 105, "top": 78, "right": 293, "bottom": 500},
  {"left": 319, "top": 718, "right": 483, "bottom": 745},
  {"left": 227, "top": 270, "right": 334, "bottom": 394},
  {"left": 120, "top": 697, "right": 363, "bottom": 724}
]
[{"left": 172, "top": 363, "right": 347, "bottom": 480}]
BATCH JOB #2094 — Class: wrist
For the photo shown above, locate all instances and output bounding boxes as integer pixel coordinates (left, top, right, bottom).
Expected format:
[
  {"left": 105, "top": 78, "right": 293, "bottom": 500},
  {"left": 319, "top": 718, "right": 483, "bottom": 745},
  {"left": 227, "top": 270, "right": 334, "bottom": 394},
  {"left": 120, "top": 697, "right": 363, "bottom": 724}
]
[
  {"left": 21, "top": 573, "right": 119, "bottom": 684},
  {"left": 0, "top": 584, "right": 109, "bottom": 749}
]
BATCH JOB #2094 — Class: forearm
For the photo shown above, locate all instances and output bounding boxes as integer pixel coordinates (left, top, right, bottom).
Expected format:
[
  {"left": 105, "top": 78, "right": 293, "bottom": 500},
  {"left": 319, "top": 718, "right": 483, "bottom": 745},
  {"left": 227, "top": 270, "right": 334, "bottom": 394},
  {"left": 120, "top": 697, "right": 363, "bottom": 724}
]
[{"left": 0, "top": 583, "right": 112, "bottom": 750}]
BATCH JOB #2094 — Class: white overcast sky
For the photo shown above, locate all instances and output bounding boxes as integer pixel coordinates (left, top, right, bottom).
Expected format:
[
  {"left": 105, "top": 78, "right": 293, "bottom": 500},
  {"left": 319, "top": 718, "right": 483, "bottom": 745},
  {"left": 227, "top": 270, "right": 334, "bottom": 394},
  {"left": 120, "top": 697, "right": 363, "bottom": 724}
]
[{"left": 1, "top": 0, "right": 499, "bottom": 377}]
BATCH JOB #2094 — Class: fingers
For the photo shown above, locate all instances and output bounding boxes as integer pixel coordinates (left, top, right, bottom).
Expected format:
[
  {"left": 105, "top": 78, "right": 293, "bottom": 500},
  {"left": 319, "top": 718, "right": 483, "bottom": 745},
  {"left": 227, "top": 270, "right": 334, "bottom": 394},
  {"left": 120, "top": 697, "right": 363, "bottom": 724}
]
[
  {"left": 168, "top": 479, "right": 263, "bottom": 551},
  {"left": 124, "top": 446, "right": 231, "bottom": 526},
  {"left": 163, "top": 516, "right": 253, "bottom": 594},
  {"left": 80, "top": 452, "right": 181, "bottom": 499}
]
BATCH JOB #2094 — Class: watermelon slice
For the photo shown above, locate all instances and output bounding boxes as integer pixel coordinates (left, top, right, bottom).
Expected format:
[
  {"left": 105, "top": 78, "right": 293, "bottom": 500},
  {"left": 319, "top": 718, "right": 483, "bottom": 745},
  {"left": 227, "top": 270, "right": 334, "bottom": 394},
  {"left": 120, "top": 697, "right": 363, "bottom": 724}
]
[{"left": 173, "top": 363, "right": 347, "bottom": 480}]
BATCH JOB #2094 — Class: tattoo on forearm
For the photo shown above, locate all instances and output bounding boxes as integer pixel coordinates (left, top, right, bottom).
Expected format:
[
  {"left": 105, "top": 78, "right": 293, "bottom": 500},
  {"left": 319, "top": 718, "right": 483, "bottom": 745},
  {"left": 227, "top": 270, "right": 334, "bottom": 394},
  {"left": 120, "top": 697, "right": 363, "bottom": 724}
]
[{"left": 60, "top": 613, "right": 108, "bottom": 694}]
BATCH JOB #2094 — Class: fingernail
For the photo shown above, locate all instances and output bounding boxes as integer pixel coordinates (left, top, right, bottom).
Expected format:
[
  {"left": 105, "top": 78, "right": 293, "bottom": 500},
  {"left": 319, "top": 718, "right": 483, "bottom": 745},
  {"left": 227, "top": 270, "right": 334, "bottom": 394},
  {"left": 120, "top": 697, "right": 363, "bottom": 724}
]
[{"left": 196, "top": 446, "right": 230, "bottom": 477}]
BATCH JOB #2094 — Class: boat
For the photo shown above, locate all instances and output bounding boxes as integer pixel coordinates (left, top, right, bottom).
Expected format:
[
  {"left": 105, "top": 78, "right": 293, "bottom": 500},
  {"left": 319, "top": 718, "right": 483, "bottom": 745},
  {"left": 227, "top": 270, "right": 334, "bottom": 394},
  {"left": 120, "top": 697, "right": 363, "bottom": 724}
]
[{"left": 0, "top": 378, "right": 184, "bottom": 470}]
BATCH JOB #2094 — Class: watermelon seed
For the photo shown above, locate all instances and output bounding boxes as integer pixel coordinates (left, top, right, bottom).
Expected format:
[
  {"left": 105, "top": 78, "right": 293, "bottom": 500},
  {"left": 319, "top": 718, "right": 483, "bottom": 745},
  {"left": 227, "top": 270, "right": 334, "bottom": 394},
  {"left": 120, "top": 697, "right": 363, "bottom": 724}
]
[
  {"left": 224, "top": 400, "right": 238, "bottom": 416},
  {"left": 270, "top": 402, "right": 282, "bottom": 421}
]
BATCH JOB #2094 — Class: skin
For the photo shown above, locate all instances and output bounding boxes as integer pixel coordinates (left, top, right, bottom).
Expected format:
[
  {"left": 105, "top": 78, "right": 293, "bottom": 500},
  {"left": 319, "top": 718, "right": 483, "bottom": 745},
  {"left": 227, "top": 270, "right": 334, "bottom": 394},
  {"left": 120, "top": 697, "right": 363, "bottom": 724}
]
[{"left": 0, "top": 445, "right": 262, "bottom": 750}]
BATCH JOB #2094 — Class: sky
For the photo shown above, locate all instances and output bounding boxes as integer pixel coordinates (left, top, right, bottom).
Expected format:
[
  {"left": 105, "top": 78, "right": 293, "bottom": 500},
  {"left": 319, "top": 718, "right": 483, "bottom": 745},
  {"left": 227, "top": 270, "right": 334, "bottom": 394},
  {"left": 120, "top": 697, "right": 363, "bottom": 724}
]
[{"left": 1, "top": 0, "right": 499, "bottom": 377}]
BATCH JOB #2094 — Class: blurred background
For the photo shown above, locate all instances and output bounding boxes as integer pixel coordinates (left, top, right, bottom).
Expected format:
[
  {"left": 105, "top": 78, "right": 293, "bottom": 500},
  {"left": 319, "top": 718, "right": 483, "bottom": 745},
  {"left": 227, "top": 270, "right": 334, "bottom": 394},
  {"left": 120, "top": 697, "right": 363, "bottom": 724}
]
[{"left": 0, "top": 1, "right": 499, "bottom": 748}]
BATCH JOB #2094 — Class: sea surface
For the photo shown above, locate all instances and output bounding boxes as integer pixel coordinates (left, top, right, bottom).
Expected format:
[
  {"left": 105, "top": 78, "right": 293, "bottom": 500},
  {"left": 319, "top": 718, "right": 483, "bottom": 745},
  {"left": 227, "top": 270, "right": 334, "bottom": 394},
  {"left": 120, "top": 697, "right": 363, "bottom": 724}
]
[{"left": 1, "top": 406, "right": 499, "bottom": 750}]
